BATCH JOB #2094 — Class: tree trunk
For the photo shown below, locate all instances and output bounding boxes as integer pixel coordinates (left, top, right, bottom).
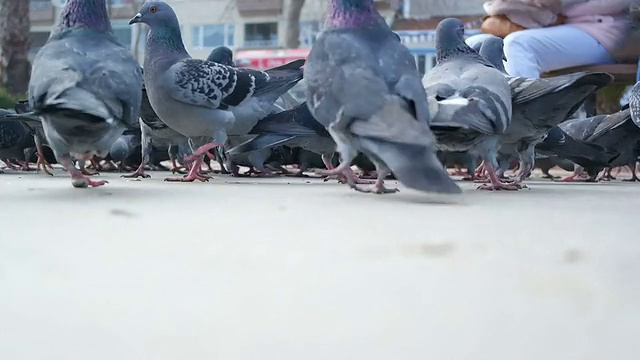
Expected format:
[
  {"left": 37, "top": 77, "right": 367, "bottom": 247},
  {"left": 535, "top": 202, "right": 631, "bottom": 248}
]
[
  {"left": 285, "top": 0, "right": 305, "bottom": 48},
  {"left": 0, "top": 0, "right": 31, "bottom": 96}
]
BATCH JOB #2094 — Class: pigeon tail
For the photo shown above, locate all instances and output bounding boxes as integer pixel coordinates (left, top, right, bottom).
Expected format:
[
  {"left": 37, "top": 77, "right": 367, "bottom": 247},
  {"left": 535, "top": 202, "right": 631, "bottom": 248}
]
[
  {"left": 253, "top": 60, "right": 306, "bottom": 101},
  {"left": 350, "top": 97, "right": 461, "bottom": 194},
  {"left": 227, "top": 134, "right": 297, "bottom": 155},
  {"left": 358, "top": 137, "right": 462, "bottom": 194}
]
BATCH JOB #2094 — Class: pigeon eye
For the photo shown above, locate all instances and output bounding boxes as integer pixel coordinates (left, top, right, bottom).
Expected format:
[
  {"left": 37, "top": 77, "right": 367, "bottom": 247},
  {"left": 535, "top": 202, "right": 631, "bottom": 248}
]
[{"left": 149, "top": 6, "right": 157, "bottom": 13}]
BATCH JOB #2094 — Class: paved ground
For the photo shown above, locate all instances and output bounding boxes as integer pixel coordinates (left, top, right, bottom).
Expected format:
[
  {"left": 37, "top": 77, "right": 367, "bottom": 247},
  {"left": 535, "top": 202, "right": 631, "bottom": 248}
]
[{"left": 0, "top": 169, "right": 639, "bottom": 359}]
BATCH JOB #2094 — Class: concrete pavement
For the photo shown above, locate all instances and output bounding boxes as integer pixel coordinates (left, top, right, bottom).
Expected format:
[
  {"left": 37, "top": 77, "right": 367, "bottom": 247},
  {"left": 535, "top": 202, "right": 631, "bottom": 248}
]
[{"left": 0, "top": 170, "right": 638, "bottom": 359}]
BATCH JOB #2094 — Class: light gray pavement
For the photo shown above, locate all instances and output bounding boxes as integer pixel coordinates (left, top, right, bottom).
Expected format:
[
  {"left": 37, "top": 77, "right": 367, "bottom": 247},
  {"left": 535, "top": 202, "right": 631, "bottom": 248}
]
[{"left": 0, "top": 169, "right": 639, "bottom": 359}]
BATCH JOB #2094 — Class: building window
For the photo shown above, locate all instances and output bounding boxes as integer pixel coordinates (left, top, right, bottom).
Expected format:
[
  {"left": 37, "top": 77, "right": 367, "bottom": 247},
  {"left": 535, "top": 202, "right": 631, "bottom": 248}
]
[
  {"left": 29, "top": 0, "right": 51, "bottom": 11},
  {"left": 192, "top": 24, "right": 235, "bottom": 48},
  {"left": 299, "top": 21, "right": 321, "bottom": 47},
  {"left": 244, "top": 22, "right": 278, "bottom": 48}
]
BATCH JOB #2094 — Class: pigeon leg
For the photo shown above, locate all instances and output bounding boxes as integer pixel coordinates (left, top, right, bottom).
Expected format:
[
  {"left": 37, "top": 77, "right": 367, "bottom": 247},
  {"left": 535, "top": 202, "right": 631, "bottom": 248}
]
[
  {"left": 77, "top": 160, "right": 98, "bottom": 176},
  {"left": 34, "top": 135, "right": 54, "bottom": 176},
  {"left": 19, "top": 161, "right": 36, "bottom": 171},
  {"left": 2, "top": 159, "right": 20, "bottom": 170},
  {"left": 477, "top": 160, "right": 521, "bottom": 190},
  {"left": 447, "top": 166, "right": 467, "bottom": 176},
  {"left": 350, "top": 168, "right": 398, "bottom": 194},
  {"left": 556, "top": 165, "right": 586, "bottom": 182},
  {"left": 623, "top": 161, "right": 639, "bottom": 182},
  {"left": 164, "top": 155, "right": 210, "bottom": 182},
  {"left": 123, "top": 130, "right": 152, "bottom": 178},
  {"left": 185, "top": 142, "right": 219, "bottom": 162},
  {"left": 169, "top": 157, "right": 188, "bottom": 174},
  {"left": 122, "top": 162, "right": 150, "bottom": 178},
  {"left": 320, "top": 153, "right": 374, "bottom": 184},
  {"left": 61, "top": 157, "right": 108, "bottom": 188}
]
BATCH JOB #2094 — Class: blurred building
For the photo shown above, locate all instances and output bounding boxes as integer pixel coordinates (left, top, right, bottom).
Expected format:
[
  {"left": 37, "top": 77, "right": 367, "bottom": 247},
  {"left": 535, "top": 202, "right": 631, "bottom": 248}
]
[
  {"left": 164, "top": 0, "right": 400, "bottom": 59},
  {"left": 27, "top": 0, "right": 487, "bottom": 73},
  {"left": 29, "top": 0, "right": 140, "bottom": 61}
]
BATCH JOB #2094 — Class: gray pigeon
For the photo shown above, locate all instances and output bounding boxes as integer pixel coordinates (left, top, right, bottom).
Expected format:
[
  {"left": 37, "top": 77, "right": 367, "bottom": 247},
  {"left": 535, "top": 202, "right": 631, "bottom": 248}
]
[
  {"left": 130, "top": 1, "right": 304, "bottom": 182},
  {"left": 558, "top": 107, "right": 640, "bottom": 181},
  {"left": 121, "top": 84, "right": 190, "bottom": 178},
  {"left": 227, "top": 101, "right": 337, "bottom": 173},
  {"left": 206, "top": 46, "right": 234, "bottom": 66},
  {"left": 470, "top": 35, "right": 507, "bottom": 73},
  {"left": 23, "top": 0, "right": 143, "bottom": 188},
  {"left": 8, "top": 100, "right": 55, "bottom": 175},
  {"left": 498, "top": 72, "right": 612, "bottom": 186},
  {"left": 303, "top": 0, "right": 460, "bottom": 194},
  {"left": 0, "top": 109, "right": 36, "bottom": 172},
  {"left": 423, "top": 18, "right": 513, "bottom": 190}
]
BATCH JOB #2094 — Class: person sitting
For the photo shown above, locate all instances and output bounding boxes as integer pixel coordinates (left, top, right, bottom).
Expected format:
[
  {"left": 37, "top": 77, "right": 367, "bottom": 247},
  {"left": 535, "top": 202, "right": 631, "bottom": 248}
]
[{"left": 466, "top": 0, "right": 632, "bottom": 78}]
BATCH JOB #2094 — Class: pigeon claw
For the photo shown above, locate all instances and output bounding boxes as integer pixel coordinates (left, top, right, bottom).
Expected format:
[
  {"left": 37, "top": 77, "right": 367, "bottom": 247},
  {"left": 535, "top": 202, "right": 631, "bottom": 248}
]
[
  {"left": 164, "top": 174, "right": 210, "bottom": 182},
  {"left": 71, "top": 176, "right": 109, "bottom": 188},
  {"left": 476, "top": 182, "right": 521, "bottom": 191},
  {"left": 121, "top": 171, "right": 151, "bottom": 179}
]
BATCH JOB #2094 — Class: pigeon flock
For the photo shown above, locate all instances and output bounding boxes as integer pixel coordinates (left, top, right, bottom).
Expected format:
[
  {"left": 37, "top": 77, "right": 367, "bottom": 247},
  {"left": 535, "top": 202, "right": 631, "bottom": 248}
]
[{"left": 1, "top": 0, "right": 640, "bottom": 196}]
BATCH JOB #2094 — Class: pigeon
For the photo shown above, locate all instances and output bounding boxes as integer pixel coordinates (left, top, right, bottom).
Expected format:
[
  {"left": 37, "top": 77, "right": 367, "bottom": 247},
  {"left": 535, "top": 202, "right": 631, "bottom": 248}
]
[
  {"left": 471, "top": 33, "right": 613, "bottom": 187},
  {"left": 303, "top": 0, "right": 459, "bottom": 194},
  {"left": 498, "top": 72, "right": 612, "bottom": 185},
  {"left": 470, "top": 34, "right": 507, "bottom": 73},
  {"left": 536, "top": 124, "right": 619, "bottom": 176},
  {"left": 0, "top": 109, "right": 37, "bottom": 172},
  {"left": 6, "top": 100, "right": 55, "bottom": 175},
  {"left": 130, "top": 1, "right": 304, "bottom": 182},
  {"left": 206, "top": 46, "right": 234, "bottom": 66},
  {"left": 121, "top": 83, "right": 190, "bottom": 178},
  {"left": 423, "top": 18, "right": 512, "bottom": 191},
  {"left": 557, "top": 107, "right": 640, "bottom": 181},
  {"left": 21, "top": 0, "right": 143, "bottom": 188},
  {"left": 227, "top": 101, "right": 337, "bottom": 170}
]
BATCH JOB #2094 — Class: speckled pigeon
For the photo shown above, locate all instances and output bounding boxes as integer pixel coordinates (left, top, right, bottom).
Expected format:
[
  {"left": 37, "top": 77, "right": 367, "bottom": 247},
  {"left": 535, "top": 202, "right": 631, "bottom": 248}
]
[
  {"left": 22, "top": 0, "right": 143, "bottom": 188},
  {"left": 129, "top": 1, "right": 304, "bottom": 182},
  {"left": 423, "top": 18, "right": 513, "bottom": 190},
  {"left": 303, "top": 0, "right": 459, "bottom": 194}
]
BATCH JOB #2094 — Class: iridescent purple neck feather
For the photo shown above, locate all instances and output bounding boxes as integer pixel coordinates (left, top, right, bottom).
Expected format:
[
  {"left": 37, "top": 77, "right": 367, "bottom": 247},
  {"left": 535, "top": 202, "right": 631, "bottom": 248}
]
[
  {"left": 325, "top": 0, "right": 386, "bottom": 29},
  {"left": 59, "top": 0, "right": 111, "bottom": 32}
]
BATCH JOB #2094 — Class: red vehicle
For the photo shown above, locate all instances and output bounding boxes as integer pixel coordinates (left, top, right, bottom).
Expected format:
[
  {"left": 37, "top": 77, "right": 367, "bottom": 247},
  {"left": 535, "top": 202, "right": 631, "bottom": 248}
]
[{"left": 235, "top": 48, "right": 310, "bottom": 69}]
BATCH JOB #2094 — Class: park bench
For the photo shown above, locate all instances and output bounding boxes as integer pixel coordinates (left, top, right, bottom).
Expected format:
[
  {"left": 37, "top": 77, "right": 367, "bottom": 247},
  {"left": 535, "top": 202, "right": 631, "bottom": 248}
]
[{"left": 542, "top": 25, "right": 640, "bottom": 116}]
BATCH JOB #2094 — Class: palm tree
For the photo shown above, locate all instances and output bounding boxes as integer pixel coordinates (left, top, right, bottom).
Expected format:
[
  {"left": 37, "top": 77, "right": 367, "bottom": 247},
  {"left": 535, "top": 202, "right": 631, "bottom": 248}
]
[{"left": 0, "top": 0, "right": 31, "bottom": 96}]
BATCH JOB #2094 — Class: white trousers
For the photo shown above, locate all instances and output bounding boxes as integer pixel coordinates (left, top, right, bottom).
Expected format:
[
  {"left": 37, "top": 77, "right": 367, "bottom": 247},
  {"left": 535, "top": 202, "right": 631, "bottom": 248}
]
[{"left": 465, "top": 25, "right": 615, "bottom": 78}]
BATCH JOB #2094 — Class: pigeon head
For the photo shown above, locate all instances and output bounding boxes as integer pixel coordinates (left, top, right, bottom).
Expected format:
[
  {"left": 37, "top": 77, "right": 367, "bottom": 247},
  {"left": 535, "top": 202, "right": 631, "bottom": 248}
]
[
  {"left": 480, "top": 35, "right": 507, "bottom": 62},
  {"left": 130, "top": 2, "right": 186, "bottom": 55},
  {"left": 207, "top": 46, "right": 234, "bottom": 66},
  {"left": 109, "top": 136, "right": 133, "bottom": 162},
  {"left": 58, "top": 0, "right": 111, "bottom": 32},
  {"left": 435, "top": 18, "right": 477, "bottom": 63},
  {"left": 129, "top": 1, "right": 179, "bottom": 29},
  {"left": 326, "top": 0, "right": 386, "bottom": 28}
]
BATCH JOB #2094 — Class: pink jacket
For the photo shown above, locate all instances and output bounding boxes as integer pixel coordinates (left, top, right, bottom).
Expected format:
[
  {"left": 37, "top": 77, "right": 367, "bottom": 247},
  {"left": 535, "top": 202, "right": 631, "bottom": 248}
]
[{"left": 562, "top": 0, "right": 632, "bottom": 52}]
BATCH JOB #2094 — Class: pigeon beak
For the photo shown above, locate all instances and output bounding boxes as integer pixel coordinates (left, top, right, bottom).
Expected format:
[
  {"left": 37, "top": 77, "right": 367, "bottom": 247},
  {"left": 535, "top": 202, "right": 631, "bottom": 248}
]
[{"left": 129, "top": 13, "right": 142, "bottom": 25}]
